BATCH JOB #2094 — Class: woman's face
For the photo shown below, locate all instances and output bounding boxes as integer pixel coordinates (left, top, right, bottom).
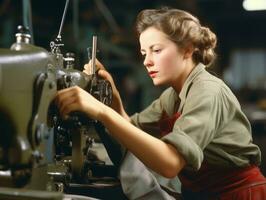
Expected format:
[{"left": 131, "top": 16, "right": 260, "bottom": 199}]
[{"left": 139, "top": 27, "right": 191, "bottom": 88}]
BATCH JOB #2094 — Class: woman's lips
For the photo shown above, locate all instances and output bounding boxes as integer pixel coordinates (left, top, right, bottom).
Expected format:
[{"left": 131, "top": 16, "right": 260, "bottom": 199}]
[{"left": 149, "top": 71, "right": 158, "bottom": 78}]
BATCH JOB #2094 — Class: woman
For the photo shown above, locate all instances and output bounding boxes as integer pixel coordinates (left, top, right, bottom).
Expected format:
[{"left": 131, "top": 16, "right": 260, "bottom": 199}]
[{"left": 56, "top": 7, "right": 266, "bottom": 200}]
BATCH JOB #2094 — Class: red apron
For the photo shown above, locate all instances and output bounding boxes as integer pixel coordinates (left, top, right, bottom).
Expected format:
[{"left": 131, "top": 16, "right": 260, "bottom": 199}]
[
  {"left": 180, "top": 161, "right": 266, "bottom": 200},
  {"left": 159, "top": 112, "right": 266, "bottom": 200}
]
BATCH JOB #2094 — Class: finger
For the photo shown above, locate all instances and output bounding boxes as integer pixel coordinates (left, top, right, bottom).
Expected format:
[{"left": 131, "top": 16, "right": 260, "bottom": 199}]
[
  {"left": 83, "top": 69, "right": 90, "bottom": 75},
  {"left": 84, "top": 59, "right": 106, "bottom": 74},
  {"left": 59, "top": 95, "right": 77, "bottom": 116},
  {"left": 61, "top": 101, "right": 81, "bottom": 118},
  {"left": 56, "top": 86, "right": 79, "bottom": 106},
  {"left": 95, "top": 59, "right": 105, "bottom": 70},
  {"left": 83, "top": 63, "right": 92, "bottom": 75},
  {"left": 57, "top": 86, "right": 77, "bottom": 96},
  {"left": 98, "top": 69, "right": 112, "bottom": 81},
  {"left": 57, "top": 87, "right": 87, "bottom": 117}
]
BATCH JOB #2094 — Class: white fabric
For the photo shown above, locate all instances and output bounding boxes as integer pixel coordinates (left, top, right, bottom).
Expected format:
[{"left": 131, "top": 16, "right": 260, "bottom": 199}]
[{"left": 119, "top": 151, "right": 176, "bottom": 200}]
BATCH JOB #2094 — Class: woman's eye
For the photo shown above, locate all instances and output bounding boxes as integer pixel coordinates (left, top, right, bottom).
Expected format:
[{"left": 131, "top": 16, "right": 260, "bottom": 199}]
[{"left": 153, "top": 49, "right": 161, "bottom": 53}]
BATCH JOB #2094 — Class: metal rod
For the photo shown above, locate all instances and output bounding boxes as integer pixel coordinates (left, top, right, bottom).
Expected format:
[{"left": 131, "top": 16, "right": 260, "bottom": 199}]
[
  {"left": 22, "top": 0, "right": 34, "bottom": 44},
  {"left": 57, "top": 0, "right": 70, "bottom": 39},
  {"left": 91, "top": 36, "right": 97, "bottom": 75}
]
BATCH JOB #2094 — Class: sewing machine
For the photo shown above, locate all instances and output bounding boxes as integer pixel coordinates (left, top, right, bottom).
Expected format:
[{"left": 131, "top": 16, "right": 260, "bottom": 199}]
[{"left": 0, "top": 3, "right": 125, "bottom": 198}]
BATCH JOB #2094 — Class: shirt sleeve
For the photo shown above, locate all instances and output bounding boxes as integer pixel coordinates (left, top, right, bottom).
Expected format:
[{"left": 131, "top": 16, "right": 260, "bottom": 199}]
[
  {"left": 162, "top": 83, "right": 222, "bottom": 170},
  {"left": 130, "top": 98, "right": 163, "bottom": 137},
  {"left": 131, "top": 88, "right": 175, "bottom": 137}
]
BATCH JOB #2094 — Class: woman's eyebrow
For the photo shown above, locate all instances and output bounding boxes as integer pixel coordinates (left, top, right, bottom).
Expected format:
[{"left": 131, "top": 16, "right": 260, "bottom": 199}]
[{"left": 140, "top": 44, "right": 160, "bottom": 52}]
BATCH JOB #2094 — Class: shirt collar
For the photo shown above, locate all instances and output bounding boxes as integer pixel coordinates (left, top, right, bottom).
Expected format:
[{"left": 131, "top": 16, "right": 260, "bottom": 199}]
[{"left": 179, "top": 63, "right": 206, "bottom": 101}]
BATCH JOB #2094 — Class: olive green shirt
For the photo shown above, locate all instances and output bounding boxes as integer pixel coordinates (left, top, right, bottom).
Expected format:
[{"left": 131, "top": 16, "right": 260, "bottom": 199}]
[{"left": 131, "top": 63, "right": 261, "bottom": 171}]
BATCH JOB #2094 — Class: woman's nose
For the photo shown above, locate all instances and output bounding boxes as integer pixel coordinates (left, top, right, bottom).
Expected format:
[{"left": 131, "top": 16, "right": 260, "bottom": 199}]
[{"left": 143, "top": 54, "right": 153, "bottom": 67}]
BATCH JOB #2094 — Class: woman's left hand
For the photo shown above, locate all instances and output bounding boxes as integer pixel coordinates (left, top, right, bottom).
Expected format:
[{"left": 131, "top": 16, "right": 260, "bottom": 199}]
[
  {"left": 83, "top": 59, "right": 126, "bottom": 117},
  {"left": 55, "top": 86, "right": 105, "bottom": 121}
]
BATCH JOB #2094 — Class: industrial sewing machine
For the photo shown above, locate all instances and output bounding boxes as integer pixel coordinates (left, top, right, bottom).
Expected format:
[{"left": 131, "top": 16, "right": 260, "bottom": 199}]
[{"left": 0, "top": 1, "right": 125, "bottom": 199}]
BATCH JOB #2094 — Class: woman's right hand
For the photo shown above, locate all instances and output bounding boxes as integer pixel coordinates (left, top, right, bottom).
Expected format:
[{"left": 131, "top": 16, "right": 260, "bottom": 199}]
[{"left": 83, "top": 60, "right": 128, "bottom": 119}]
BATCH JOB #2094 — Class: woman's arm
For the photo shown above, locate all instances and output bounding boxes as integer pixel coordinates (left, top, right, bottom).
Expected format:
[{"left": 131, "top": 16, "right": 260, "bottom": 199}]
[
  {"left": 56, "top": 86, "right": 186, "bottom": 178},
  {"left": 99, "top": 103, "right": 186, "bottom": 178}
]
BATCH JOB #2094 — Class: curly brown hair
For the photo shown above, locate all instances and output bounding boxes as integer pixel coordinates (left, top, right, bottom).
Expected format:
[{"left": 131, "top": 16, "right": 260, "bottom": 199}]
[{"left": 136, "top": 7, "right": 217, "bottom": 66}]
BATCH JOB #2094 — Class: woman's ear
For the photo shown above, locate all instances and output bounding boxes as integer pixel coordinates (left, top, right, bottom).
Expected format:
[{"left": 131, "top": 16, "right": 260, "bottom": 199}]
[{"left": 183, "top": 44, "right": 194, "bottom": 59}]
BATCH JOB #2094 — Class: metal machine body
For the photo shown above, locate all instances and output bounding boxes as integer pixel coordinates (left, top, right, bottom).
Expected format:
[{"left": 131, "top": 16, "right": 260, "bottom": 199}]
[{"left": 0, "top": 23, "right": 120, "bottom": 199}]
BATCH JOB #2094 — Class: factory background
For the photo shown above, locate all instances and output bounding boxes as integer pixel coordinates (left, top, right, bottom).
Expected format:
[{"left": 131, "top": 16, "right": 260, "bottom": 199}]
[{"left": 0, "top": 0, "right": 266, "bottom": 174}]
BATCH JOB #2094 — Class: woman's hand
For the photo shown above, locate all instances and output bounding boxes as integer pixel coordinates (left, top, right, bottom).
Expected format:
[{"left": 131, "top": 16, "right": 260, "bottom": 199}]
[
  {"left": 83, "top": 60, "right": 128, "bottom": 119},
  {"left": 55, "top": 86, "right": 106, "bottom": 121}
]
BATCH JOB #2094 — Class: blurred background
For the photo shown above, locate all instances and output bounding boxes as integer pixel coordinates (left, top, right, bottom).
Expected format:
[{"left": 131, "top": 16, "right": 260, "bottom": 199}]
[{"left": 0, "top": 0, "right": 266, "bottom": 174}]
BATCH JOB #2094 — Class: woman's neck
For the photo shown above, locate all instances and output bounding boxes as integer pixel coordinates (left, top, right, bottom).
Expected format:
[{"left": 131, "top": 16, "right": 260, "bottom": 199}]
[{"left": 172, "top": 60, "right": 196, "bottom": 93}]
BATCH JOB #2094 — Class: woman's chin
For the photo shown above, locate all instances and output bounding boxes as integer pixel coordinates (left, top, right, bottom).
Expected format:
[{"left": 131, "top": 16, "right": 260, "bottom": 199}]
[{"left": 152, "top": 79, "right": 163, "bottom": 86}]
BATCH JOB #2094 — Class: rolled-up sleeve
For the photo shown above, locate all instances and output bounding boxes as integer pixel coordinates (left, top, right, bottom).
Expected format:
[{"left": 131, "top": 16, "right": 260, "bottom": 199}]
[
  {"left": 162, "top": 85, "right": 221, "bottom": 170},
  {"left": 162, "top": 127, "right": 203, "bottom": 170}
]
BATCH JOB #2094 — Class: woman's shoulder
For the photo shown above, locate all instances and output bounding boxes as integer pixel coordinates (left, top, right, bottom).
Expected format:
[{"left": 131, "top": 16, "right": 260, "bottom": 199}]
[
  {"left": 192, "top": 69, "right": 226, "bottom": 95},
  {"left": 190, "top": 69, "right": 241, "bottom": 108}
]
